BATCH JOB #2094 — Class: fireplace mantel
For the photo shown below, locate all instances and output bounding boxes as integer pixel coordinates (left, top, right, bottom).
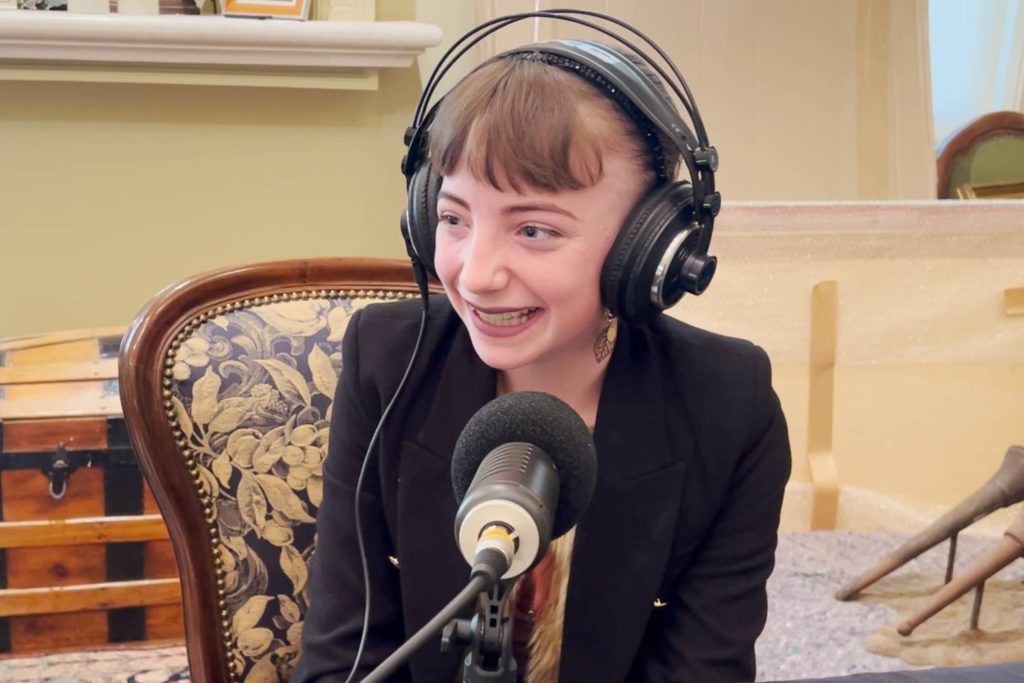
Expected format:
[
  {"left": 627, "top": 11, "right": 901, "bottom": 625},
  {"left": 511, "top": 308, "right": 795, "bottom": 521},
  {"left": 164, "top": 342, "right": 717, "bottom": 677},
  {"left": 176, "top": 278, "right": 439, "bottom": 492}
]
[{"left": 0, "top": 12, "right": 441, "bottom": 89}]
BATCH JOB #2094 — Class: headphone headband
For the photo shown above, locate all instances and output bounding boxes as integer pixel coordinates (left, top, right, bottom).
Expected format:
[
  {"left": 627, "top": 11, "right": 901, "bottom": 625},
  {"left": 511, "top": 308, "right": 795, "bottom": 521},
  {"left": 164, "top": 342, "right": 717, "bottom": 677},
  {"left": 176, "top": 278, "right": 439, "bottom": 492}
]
[
  {"left": 413, "top": 10, "right": 707, "bottom": 143},
  {"left": 503, "top": 40, "right": 700, "bottom": 155}
]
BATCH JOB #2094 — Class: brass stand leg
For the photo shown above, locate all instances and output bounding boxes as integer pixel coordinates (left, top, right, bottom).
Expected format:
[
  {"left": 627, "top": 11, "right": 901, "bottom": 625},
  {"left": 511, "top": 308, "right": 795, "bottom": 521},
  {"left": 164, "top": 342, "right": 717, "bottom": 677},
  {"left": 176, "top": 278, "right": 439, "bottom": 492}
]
[
  {"left": 969, "top": 581, "right": 985, "bottom": 631},
  {"left": 945, "top": 532, "right": 958, "bottom": 584}
]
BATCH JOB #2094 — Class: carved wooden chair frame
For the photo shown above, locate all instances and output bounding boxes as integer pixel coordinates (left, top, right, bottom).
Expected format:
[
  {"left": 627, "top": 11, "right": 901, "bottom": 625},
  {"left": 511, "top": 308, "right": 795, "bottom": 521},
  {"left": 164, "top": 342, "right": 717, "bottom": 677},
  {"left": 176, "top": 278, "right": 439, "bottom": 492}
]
[{"left": 119, "top": 258, "right": 423, "bottom": 682}]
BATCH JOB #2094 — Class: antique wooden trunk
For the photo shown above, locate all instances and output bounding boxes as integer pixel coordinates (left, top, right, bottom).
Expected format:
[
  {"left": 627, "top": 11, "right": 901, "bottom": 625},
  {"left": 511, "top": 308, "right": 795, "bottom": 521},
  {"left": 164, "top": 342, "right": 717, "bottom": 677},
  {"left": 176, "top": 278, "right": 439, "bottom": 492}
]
[{"left": 0, "top": 328, "right": 184, "bottom": 654}]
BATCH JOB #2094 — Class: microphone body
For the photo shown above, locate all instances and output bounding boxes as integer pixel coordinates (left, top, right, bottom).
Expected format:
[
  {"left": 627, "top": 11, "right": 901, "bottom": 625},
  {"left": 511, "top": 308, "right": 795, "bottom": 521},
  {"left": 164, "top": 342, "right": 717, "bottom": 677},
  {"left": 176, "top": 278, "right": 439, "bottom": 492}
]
[
  {"left": 455, "top": 442, "right": 559, "bottom": 578},
  {"left": 451, "top": 391, "right": 597, "bottom": 580}
]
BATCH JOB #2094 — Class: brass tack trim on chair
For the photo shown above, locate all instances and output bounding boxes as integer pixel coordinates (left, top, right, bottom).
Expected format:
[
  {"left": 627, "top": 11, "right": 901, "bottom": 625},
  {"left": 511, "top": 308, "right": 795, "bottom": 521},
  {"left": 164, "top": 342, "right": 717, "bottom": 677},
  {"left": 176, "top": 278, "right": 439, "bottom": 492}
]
[{"left": 159, "top": 287, "right": 415, "bottom": 683}]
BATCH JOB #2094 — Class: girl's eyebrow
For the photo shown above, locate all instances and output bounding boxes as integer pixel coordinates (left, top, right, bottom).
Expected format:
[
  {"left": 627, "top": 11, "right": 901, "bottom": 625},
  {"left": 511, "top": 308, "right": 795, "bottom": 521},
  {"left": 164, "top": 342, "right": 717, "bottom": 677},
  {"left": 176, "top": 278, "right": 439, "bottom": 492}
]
[
  {"left": 437, "top": 190, "right": 471, "bottom": 210},
  {"left": 438, "top": 190, "right": 578, "bottom": 220},
  {"left": 503, "top": 202, "right": 578, "bottom": 220}
]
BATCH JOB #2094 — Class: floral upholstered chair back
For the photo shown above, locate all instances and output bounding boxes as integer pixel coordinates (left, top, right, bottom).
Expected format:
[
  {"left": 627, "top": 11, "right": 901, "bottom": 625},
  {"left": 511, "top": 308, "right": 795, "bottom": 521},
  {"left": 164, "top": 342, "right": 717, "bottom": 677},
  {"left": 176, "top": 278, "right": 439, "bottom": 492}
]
[{"left": 120, "top": 260, "right": 422, "bottom": 683}]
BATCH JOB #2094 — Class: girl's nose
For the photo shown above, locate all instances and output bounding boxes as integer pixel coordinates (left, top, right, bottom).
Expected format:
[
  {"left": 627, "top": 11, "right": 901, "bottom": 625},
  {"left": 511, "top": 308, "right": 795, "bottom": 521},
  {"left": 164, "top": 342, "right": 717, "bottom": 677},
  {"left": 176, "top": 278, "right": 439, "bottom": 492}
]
[{"left": 458, "top": 227, "right": 509, "bottom": 295}]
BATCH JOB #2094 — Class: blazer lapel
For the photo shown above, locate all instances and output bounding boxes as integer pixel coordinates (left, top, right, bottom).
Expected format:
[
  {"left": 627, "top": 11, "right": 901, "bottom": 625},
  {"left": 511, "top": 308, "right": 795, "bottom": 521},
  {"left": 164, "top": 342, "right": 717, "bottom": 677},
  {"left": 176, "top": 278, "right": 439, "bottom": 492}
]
[
  {"left": 396, "top": 324, "right": 497, "bottom": 680},
  {"left": 560, "top": 324, "right": 694, "bottom": 681},
  {"left": 413, "top": 321, "right": 497, "bottom": 458}
]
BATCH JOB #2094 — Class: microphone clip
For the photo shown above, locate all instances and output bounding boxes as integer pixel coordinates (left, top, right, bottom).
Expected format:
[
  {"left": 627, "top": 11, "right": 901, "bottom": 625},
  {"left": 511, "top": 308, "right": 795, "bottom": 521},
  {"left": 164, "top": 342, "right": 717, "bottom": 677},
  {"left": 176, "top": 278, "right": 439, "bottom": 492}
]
[{"left": 441, "top": 579, "right": 519, "bottom": 683}]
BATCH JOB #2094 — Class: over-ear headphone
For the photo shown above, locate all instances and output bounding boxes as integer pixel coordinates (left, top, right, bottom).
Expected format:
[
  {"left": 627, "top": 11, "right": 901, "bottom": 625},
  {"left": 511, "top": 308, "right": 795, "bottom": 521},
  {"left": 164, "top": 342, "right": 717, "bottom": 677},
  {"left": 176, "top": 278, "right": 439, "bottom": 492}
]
[{"left": 400, "top": 10, "right": 720, "bottom": 322}]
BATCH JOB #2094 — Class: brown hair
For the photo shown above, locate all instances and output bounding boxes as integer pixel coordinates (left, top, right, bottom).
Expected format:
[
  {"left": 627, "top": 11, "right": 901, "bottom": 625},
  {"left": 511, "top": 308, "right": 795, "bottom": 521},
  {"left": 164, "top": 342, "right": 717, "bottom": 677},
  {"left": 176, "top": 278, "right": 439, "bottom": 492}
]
[{"left": 426, "top": 49, "right": 681, "bottom": 194}]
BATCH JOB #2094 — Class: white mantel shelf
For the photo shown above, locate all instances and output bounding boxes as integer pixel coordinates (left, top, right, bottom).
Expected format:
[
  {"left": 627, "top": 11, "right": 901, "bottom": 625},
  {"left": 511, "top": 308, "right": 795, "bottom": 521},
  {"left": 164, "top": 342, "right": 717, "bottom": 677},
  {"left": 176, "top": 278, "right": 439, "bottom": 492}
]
[{"left": 0, "top": 12, "right": 442, "bottom": 89}]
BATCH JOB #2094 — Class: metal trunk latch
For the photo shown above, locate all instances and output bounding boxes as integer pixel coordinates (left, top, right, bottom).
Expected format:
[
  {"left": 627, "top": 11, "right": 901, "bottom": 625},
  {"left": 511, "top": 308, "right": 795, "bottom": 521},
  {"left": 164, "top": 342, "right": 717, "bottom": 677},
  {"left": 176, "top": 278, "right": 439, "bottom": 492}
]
[{"left": 44, "top": 444, "right": 75, "bottom": 500}]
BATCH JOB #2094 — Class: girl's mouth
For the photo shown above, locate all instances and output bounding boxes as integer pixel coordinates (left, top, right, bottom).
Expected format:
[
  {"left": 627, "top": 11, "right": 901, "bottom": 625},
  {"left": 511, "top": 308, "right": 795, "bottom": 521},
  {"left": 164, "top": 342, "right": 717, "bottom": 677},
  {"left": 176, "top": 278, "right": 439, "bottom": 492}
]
[{"left": 472, "top": 306, "right": 539, "bottom": 327}]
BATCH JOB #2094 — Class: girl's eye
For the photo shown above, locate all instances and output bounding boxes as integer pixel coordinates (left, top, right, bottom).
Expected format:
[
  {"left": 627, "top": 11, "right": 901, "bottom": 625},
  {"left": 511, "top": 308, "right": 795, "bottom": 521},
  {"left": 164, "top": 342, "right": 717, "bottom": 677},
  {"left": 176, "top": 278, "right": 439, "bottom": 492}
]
[
  {"left": 439, "top": 213, "right": 462, "bottom": 227},
  {"left": 520, "top": 225, "right": 558, "bottom": 240}
]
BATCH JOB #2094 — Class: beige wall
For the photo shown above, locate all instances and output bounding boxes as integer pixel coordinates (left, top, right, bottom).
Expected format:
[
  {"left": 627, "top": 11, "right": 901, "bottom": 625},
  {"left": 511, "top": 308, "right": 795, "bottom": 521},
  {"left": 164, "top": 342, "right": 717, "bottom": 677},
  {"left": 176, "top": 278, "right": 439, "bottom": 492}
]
[
  {"left": 1, "top": 0, "right": 938, "bottom": 339},
  {"left": 0, "top": 0, "right": 424, "bottom": 340}
]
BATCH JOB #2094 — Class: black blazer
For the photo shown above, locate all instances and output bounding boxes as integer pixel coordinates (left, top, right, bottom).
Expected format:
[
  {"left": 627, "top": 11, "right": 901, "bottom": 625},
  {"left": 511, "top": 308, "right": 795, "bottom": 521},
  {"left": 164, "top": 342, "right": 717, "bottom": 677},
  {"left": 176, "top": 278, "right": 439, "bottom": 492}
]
[{"left": 294, "top": 296, "right": 791, "bottom": 683}]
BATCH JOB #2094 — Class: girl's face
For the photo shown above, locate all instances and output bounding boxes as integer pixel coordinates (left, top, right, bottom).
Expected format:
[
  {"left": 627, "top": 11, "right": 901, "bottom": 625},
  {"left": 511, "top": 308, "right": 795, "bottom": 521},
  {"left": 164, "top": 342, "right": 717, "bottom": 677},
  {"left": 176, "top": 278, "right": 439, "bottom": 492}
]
[{"left": 433, "top": 150, "right": 647, "bottom": 373}]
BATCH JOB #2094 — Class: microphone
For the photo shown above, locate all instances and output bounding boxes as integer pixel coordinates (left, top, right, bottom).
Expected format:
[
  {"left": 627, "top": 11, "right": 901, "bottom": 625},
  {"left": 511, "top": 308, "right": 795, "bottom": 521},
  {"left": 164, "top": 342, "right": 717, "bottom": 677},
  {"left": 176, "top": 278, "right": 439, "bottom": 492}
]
[
  {"left": 451, "top": 391, "right": 597, "bottom": 580},
  {"left": 362, "top": 392, "right": 597, "bottom": 683}
]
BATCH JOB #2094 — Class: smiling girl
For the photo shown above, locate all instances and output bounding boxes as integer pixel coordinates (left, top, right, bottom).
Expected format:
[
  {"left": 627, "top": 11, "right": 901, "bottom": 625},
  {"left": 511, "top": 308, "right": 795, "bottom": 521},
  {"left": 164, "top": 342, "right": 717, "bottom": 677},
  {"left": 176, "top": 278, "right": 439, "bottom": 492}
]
[{"left": 295, "top": 20, "right": 791, "bottom": 683}]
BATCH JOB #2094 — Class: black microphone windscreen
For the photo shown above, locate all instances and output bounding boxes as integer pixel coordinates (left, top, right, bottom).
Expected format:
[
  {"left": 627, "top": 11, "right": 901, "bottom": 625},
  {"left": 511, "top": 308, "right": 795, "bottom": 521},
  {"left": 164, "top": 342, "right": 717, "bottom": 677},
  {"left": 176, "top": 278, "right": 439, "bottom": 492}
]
[{"left": 452, "top": 392, "right": 597, "bottom": 538}]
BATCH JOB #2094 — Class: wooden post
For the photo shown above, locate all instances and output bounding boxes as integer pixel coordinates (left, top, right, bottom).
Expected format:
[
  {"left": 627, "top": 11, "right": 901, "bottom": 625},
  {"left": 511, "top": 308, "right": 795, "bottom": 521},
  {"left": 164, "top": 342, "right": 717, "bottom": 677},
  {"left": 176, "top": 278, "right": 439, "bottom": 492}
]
[
  {"left": 1005, "top": 287, "right": 1024, "bottom": 316},
  {"left": 808, "top": 281, "right": 840, "bottom": 530}
]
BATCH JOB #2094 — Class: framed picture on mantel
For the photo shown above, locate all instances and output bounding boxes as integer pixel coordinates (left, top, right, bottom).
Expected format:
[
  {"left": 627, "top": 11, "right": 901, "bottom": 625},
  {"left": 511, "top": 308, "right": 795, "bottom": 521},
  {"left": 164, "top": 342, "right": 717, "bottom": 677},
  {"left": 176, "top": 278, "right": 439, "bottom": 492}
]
[
  {"left": 956, "top": 180, "right": 1024, "bottom": 199},
  {"left": 224, "top": 0, "right": 309, "bottom": 20}
]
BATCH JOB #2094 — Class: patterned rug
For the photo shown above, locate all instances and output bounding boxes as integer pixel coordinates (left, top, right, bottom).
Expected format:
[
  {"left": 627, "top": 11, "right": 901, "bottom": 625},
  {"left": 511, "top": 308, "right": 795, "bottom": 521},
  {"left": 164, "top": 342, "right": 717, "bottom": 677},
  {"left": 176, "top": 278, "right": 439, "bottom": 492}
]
[{"left": 0, "top": 645, "right": 189, "bottom": 683}]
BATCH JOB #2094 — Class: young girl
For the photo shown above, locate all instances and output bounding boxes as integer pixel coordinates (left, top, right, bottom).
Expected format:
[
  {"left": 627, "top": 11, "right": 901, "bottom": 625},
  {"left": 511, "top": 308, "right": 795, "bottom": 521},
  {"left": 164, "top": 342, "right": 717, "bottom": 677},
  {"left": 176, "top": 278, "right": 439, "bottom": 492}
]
[{"left": 295, "top": 19, "right": 791, "bottom": 683}]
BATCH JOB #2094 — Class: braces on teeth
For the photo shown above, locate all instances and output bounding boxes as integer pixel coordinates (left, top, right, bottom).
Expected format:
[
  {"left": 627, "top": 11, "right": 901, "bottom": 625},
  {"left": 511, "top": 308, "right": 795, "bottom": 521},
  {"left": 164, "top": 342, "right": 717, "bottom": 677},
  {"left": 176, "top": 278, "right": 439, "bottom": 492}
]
[{"left": 475, "top": 308, "right": 537, "bottom": 325}]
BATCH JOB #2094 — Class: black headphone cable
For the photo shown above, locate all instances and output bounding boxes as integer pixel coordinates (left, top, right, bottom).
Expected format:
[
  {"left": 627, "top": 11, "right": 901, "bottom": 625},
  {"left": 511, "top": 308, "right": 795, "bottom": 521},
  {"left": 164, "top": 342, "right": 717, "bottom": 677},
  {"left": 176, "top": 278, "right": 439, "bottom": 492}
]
[{"left": 344, "top": 278, "right": 429, "bottom": 683}]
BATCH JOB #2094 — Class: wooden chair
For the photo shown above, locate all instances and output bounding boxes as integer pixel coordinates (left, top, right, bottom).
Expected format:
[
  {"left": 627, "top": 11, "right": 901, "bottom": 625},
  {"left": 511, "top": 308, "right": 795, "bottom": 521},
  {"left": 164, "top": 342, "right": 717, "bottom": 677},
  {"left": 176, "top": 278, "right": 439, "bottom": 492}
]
[
  {"left": 936, "top": 110, "right": 1024, "bottom": 198},
  {"left": 119, "top": 258, "right": 424, "bottom": 683}
]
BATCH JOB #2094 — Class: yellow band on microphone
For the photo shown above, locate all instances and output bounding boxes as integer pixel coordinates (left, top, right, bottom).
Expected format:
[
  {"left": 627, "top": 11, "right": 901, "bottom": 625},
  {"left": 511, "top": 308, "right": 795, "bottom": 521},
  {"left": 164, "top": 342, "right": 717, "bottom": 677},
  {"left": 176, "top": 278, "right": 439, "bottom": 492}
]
[{"left": 481, "top": 527, "right": 513, "bottom": 543}]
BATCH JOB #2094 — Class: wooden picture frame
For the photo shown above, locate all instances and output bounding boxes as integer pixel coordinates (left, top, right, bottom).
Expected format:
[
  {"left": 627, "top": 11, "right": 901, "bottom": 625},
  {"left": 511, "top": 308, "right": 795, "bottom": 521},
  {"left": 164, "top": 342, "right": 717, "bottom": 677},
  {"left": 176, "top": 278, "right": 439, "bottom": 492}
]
[
  {"left": 223, "top": 0, "right": 309, "bottom": 20},
  {"left": 955, "top": 180, "right": 1024, "bottom": 199}
]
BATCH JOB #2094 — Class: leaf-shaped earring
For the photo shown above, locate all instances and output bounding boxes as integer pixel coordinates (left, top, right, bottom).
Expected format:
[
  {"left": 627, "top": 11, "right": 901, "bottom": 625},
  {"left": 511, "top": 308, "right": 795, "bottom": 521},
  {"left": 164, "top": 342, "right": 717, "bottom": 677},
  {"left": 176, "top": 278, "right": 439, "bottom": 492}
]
[{"left": 593, "top": 309, "right": 618, "bottom": 363}]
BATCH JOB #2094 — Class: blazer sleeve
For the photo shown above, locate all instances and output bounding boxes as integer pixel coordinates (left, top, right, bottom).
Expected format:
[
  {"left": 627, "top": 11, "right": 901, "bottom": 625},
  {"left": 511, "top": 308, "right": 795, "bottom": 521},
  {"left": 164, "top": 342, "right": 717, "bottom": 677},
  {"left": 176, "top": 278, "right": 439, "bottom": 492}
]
[
  {"left": 292, "top": 308, "right": 411, "bottom": 683},
  {"left": 632, "top": 346, "right": 792, "bottom": 683}
]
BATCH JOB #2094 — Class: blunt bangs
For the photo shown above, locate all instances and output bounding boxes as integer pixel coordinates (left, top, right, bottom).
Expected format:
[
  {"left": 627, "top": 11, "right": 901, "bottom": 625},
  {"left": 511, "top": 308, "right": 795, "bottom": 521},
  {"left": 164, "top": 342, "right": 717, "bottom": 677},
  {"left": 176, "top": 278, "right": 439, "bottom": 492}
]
[{"left": 427, "top": 56, "right": 624, "bottom": 194}]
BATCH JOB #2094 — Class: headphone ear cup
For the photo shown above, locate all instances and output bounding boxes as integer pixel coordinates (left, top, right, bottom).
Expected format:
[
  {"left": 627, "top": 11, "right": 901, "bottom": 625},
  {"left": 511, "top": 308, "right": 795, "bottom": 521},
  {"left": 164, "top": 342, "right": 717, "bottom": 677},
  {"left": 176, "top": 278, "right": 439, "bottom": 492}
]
[
  {"left": 601, "top": 182, "right": 698, "bottom": 322},
  {"left": 405, "top": 161, "right": 443, "bottom": 279}
]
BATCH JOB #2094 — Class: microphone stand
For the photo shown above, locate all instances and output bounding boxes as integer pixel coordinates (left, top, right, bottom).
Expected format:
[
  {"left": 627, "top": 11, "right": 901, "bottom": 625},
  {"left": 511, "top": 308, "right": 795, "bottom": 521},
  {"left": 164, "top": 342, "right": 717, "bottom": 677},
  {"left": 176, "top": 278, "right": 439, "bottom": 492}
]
[
  {"left": 441, "top": 579, "right": 518, "bottom": 683},
  {"left": 363, "top": 548, "right": 515, "bottom": 683}
]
